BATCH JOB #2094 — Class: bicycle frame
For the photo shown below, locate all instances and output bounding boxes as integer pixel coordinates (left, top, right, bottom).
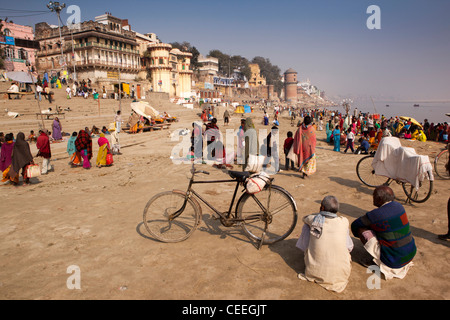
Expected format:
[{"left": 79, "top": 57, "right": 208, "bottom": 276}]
[{"left": 169, "top": 163, "right": 269, "bottom": 225}]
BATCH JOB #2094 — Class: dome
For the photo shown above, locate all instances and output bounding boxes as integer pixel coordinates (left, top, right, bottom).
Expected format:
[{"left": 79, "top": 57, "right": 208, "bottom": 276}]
[{"left": 284, "top": 68, "right": 297, "bottom": 74}]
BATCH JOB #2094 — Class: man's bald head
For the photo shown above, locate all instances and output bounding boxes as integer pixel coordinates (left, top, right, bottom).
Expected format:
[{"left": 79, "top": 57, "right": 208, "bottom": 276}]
[{"left": 373, "top": 185, "right": 395, "bottom": 207}]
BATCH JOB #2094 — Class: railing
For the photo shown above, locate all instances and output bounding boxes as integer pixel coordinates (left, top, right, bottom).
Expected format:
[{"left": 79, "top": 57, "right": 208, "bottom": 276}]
[
  {"left": 73, "top": 42, "right": 139, "bottom": 54},
  {"left": 74, "top": 59, "right": 140, "bottom": 70}
]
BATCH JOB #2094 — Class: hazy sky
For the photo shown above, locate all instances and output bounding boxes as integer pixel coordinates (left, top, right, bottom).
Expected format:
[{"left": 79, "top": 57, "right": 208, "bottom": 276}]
[{"left": 2, "top": 0, "right": 450, "bottom": 101}]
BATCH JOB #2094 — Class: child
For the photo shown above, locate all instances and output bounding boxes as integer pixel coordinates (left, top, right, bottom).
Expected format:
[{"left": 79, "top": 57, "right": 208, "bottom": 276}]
[
  {"left": 284, "top": 131, "right": 295, "bottom": 170},
  {"left": 27, "top": 130, "right": 37, "bottom": 143},
  {"left": 344, "top": 128, "right": 355, "bottom": 153}
]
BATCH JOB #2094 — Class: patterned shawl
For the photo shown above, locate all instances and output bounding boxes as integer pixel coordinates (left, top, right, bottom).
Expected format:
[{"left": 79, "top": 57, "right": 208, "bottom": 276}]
[{"left": 75, "top": 130, "right": 92, "bottom": 159}]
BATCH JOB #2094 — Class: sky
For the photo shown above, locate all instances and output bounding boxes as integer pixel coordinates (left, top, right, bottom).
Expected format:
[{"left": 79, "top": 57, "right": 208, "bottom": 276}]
[{"left": 1, "top": 0, "right": 450, "bottom": 103}]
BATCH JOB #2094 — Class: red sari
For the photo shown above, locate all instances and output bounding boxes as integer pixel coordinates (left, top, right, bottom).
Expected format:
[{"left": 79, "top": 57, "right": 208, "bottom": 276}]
[{"left": 293, "top": 124, "right": 317, "bottom": 174}]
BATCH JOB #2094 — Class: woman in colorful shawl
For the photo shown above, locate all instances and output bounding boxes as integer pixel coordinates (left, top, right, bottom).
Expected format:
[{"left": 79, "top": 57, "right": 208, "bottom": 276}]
[
  {"left": 333, "top": 126, "right": 341, "bottom": 152},
  {"left": 75, "top": 130, "right": 92, "bottom": 169},
  {"left": 67, "top": 132, "right": 81, "bottom": 167},
  {"left": 96, "top": 133, "right": 111, "bottom": 167},
  {"left": 1, "top": 133, "right": 15, "bottom": 183},
  {"left": 292, "top": 116, "right": 317, "bottom": 178},
  {"left": 36, "top": 130, "right": 52, "bottom": 174},
  {"left": 8, "top": 132, "right": 34, "bottom": 185},
  {"left": 52, "top": 117, "right": 63, "bottom": 140}
]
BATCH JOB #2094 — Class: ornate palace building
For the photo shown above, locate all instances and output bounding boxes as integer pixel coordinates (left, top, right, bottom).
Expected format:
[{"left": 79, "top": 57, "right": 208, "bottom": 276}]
[{"left": 35, "top": 13, "right": 141, "bottom": 83}]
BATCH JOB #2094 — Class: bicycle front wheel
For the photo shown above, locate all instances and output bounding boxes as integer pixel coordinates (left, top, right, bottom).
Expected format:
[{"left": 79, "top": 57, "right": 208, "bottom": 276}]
[
  {"left": 434, "top": 149, "right": 450, "bottom": 180},
  {"left": 236, "top": 185, "right": 297, "bottom": 244},
  {"left": 143, "top": 191, "right": 200, "bottom": 243},
  {"left": 356, "top": 155, "right": 390, "bottom": 187},
  {"left": 402, "top": 172, "right": 433, "bottom": 203}
]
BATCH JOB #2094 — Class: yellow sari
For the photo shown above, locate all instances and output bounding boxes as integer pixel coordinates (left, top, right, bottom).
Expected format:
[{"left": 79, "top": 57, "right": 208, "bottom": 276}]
[{"left": 96, "top": 134, "right": 110, "bottom": 167}]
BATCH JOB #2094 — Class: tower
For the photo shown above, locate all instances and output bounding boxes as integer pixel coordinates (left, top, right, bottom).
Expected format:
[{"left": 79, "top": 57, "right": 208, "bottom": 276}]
[{"left": 284, "top": 68, "right": 298, "bottom": 103}]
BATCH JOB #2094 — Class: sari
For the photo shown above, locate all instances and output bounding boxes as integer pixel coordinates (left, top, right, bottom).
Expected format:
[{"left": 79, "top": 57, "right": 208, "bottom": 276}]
[
  {"left": 96, "top": 134, "right": 110, "bottom": 167},
  {"left": 0, "top": 140, "right": 14, "bottom": 172},
  {"left": 0, "top": 139, "right": 14, "bottom": 183},
  {"left": 333, "top": 128, "right": 341, "bottom": 152},
  {"left": 52, "top": 118, "right": 63, "bottom": 140},
  {"left": 326, "top": 122, "right": 332, "bottom": 143},
  {"left": 75, "top": 130, "right": 92, "bottom": 169},
  {"left": 67, "top": 135, "right": 81, "bottom": 166},
  {"left": 293, "top": 124, "right": 317, "bottom": 175}
]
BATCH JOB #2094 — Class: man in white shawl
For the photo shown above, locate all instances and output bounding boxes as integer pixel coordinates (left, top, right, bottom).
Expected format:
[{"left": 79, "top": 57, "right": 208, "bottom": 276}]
[{"left": 296, "top": 196, "right": 353, "bottom": 293}]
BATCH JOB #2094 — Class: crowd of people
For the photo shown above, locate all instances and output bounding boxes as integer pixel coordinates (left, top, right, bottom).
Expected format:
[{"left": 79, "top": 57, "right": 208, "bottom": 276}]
[
  {"left": 2, "top": 95, "right": 449, "bottom": 295},
  {"left": 0, "top": 110, "right": 125, "bottom": 186}
]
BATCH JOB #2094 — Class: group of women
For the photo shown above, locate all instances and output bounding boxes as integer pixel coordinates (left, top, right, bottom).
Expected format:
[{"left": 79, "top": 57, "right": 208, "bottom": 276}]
[
  {"left": 1, "top": 132, "right": 35, "bottom": 186},
  {"left": 0, "top": 127, "right": 114, "bottom": 186},
  {"left": 67, "top": 130, "right": 113, "bottom": 169}
]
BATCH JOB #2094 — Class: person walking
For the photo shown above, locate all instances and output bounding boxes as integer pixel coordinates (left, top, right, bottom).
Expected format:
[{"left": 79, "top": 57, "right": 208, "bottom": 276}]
[
  {"left": 344, "top": 128, "right": 355, "bottom": 153},
  {"left": 36, "top": 130, "right": 52, "bottom": 174}
]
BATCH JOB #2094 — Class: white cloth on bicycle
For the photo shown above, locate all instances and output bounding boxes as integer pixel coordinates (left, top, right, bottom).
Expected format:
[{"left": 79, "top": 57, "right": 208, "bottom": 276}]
[{"left": 372, "top": 137, "right": 434, "bottom": 189}]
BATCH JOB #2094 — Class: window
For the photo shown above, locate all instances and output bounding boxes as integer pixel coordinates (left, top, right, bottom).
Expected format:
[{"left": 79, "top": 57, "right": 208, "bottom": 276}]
[
  {"left": 5, "top": 48, "right": 14, "bottom": 59},
  {"left": 159, "top": 58, "right": 163, "bottom": 65},
  {"left": 4, "top": 28, "right": 10, "bottom": 36}
]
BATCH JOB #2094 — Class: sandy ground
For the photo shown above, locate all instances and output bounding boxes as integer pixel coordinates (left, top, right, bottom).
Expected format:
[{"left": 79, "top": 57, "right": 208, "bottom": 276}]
[{"left": 0, "top": 84, "right": 449, "bottom": 301}]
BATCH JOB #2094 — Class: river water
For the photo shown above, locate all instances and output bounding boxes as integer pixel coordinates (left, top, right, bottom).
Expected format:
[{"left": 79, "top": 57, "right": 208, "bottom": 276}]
[{"left": 351, "top": 100, "right": 450, "bottom": 124}]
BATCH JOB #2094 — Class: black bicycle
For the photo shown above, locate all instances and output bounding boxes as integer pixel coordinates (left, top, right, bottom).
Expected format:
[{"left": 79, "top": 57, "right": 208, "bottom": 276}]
[{"left": 143, "top": 163, "right": 298, "bottom": 248}]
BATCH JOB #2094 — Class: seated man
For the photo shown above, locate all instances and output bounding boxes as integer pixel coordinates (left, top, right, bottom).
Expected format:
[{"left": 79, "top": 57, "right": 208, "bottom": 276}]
[
  {"left": 7, "top": 82, "right": 20, "bottom": 99},
  {"left": 351, "top": 186, "right": 416, "bottom": 280},
  {"left": 296, "top": 196, "right": 353, "bottom": 293}
]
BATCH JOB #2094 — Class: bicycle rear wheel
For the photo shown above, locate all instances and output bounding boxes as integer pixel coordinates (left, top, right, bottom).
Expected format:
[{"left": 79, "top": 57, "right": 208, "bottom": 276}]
[
  {"left": 434, "top": 149, "right": 450, "bottom": 180},
  {"left": 143, "top": 191, "right": 200, "bottom": 243},
  {"left": 402, "top": 172, "right": 433, "bottom": 203},
  {"left": 236, "top": 185, "right": 297, "bottom": 244},
  {"left": 356, "top": 155, "right": 390, "bottom": 187}
]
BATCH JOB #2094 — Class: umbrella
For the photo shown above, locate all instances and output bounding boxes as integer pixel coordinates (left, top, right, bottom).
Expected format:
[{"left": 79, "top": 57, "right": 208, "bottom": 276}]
[
  {"left": 5, "top": 71, "right": 37, "bottom": 84},
  {"left": 399, "top": 116, "right": 422, "bottom": 129},
  {"left": 130, "top": 101, "right": 159, "bottom": 120}
]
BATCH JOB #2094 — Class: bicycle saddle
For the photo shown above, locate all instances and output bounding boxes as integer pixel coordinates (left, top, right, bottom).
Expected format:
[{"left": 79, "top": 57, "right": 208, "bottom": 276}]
[{"left": 228, "top": 170, "right": 250, "bottom": 182}]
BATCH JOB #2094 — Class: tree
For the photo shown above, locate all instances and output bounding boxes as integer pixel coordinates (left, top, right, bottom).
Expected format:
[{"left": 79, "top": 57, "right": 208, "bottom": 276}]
[
  {"left": 170, "top": 41, "right": 200, "bottom": 71},
  {"left": 208, "top": 49, "right": 252, "bottom": 79}
]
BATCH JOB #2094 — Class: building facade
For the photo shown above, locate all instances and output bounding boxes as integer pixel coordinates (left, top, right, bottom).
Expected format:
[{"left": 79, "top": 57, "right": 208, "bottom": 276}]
[
  {"left": 146, "top": 43, "right": 193, "bottom": 98},
  {"left": 248, "top": 63, "right": 266, "bottom": 87},
  {"left": 35, "top": 14, "right": 141, "bottom": 83},
  {"left": 1, "top": 21, "right": 39, "bottom": 72}
]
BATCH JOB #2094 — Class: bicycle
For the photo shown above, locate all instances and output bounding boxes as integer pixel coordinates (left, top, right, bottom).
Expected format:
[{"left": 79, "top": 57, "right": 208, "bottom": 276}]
[
  {"left": 356, "top": 154, "right": 433, "bottom": 203},
  {"left": 434, "top": 146, "right": 450, "bottom": 180},
  {"left": 142, "top": 162, "right": 298, "bottom": 248}
]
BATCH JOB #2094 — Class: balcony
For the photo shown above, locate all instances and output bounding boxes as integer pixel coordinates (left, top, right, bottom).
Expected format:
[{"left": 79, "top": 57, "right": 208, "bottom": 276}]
[
  {"left": 73, "top": 42, "right": 139, "bottom": 54},
  {"left": 74, "top": 58, "right": 140, "bottom": 72}
]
